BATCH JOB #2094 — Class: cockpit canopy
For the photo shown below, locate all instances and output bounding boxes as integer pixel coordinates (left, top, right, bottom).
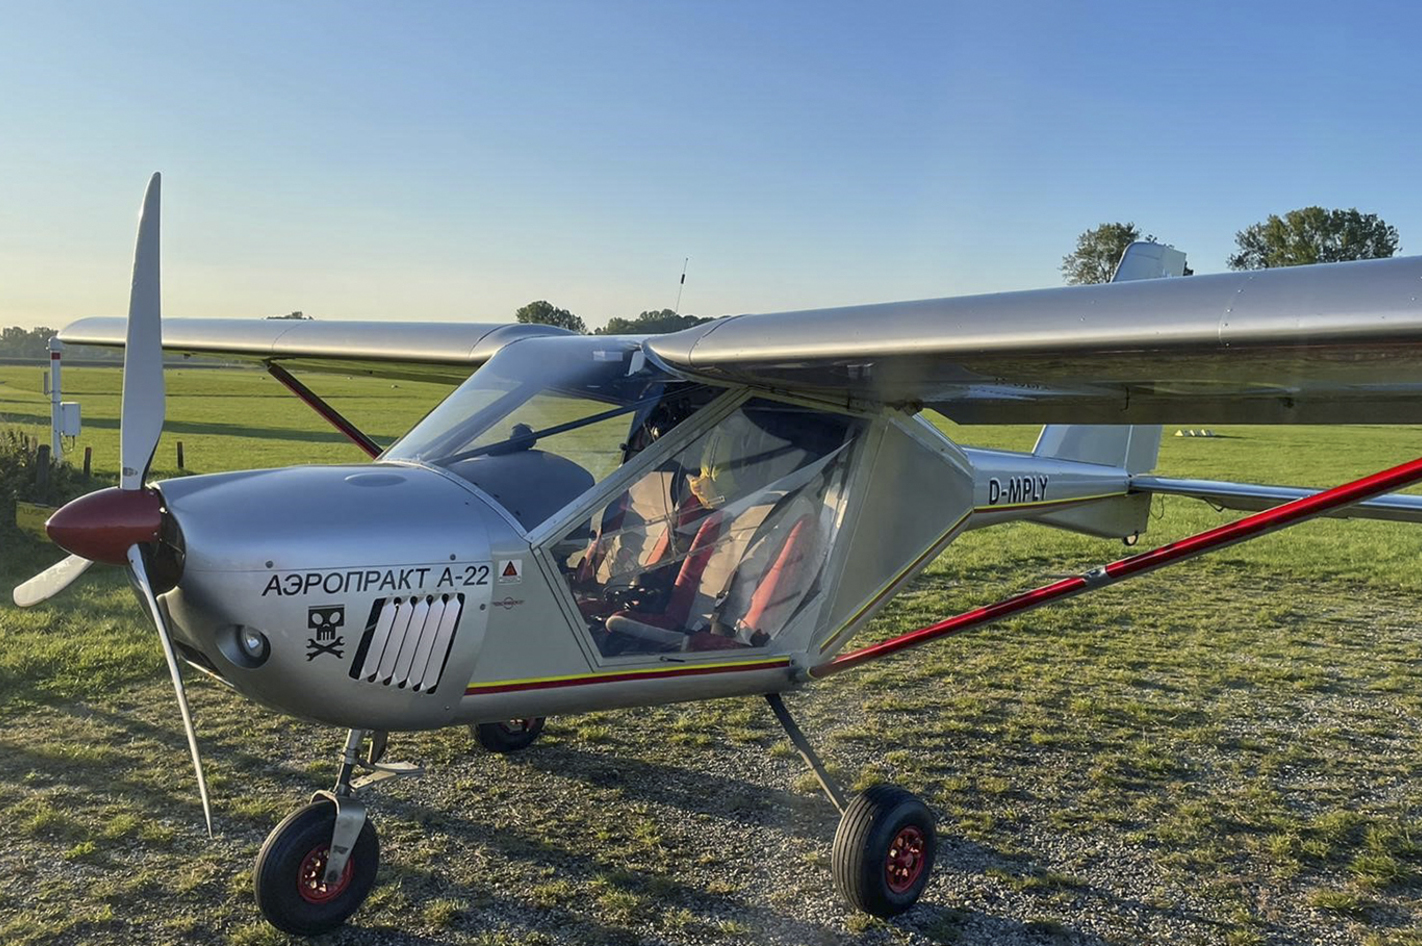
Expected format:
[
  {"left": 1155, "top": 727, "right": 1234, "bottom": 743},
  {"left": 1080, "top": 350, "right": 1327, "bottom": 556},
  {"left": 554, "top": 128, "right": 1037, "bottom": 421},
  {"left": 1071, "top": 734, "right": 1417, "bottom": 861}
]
[
  {"left": 554, "top": 398, "right": 861, "bottom": 657},
  {"left": 388, "top": 334, "right": 867, "bottom": 660},
  {"left": 386, "top": 336, "right": 710, "bottom": 529}
]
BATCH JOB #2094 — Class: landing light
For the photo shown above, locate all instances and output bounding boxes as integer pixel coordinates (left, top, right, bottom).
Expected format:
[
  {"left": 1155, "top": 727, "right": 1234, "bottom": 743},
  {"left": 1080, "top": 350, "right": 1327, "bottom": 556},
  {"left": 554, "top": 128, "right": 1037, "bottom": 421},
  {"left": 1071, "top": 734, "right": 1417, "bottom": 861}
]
[{"left": 237, "top": 627, "right": 270, "bottom": 664}]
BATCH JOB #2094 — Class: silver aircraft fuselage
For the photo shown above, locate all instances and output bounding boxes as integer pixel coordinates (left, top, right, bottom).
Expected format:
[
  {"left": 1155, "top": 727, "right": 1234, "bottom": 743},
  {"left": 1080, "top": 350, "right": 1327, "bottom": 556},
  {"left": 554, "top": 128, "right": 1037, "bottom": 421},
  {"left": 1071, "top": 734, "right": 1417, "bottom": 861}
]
[{"left": 154, "top": 344, "right": 1149, "bottom": 732}]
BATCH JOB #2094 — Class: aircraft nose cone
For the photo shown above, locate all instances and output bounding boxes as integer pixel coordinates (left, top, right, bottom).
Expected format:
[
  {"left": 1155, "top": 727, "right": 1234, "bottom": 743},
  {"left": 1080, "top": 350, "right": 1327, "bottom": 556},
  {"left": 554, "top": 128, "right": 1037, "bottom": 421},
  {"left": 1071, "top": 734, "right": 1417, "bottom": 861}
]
[{"left": 47, "top": 487, "right": 164, "bottom": 565}]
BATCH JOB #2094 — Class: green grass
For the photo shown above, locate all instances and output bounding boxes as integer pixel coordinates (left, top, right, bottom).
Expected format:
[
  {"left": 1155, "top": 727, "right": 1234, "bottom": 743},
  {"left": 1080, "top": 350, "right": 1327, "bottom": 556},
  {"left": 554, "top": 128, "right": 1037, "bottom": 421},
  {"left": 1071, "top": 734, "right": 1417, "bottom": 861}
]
[
  {"left": 0, "top": 364, "right": 446, "bottom": 477},
  {"left": 3, "top": 364, "right": 1422, "bottom": 943}
]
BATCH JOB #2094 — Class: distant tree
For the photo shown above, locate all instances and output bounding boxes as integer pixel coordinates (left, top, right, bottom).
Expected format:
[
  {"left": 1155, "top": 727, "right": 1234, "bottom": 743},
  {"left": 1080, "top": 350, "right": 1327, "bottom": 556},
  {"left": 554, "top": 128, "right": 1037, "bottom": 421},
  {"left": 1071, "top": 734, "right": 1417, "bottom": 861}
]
[
  {"left": 0, "top": 326, "right": 59, "bottom": 359},
  {"left": 266, "top": 310, "right": 311, "bottom": 320},
  {"left": 0, "top": 326, "right": 30, "bottom": 353},
  {"left": 1061, "top": 222, "right": 1158, "bottom": 285},
  {"left": 597, "top": 309, "right": 712, "bottom": 335},
  {"left": 1227, "top": 207, "right": 1400, "bottom": 270},
  {"left": 515, "top": 300, "right": 586, "bottom": 334}
]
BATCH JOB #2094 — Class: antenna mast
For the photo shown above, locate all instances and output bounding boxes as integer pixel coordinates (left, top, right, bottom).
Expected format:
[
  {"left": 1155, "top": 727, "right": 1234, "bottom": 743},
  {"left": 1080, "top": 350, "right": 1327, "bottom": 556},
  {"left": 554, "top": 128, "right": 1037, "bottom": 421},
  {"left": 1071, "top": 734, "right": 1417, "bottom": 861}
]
[{"left": 673, "top": 257, "right": 689, "bottom": 315}]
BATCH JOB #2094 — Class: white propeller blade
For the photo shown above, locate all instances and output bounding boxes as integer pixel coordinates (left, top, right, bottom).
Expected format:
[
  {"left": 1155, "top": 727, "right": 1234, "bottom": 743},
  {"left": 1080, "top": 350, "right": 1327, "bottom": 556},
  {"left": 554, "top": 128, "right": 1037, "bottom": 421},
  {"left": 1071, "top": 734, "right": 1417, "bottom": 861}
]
[
  {"left": 127, "top": 544, "right": 213, "bottom": 837},
  {"left": 13, "top": 176, "right": 207, "bottom": 832},
  {"left": 12, "top": 555, "right": 94, "bottom": 607},
  {"left": 120, "top": 172, "right": 164, "bottom": 492}
]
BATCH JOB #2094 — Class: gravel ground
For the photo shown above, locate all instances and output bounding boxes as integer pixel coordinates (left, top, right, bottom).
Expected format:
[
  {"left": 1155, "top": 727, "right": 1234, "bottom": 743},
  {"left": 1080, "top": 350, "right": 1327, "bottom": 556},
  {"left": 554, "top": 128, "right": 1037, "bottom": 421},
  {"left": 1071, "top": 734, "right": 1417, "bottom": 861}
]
[{"left": 2, "top": 578, "right": 1419, "bottom": 945}]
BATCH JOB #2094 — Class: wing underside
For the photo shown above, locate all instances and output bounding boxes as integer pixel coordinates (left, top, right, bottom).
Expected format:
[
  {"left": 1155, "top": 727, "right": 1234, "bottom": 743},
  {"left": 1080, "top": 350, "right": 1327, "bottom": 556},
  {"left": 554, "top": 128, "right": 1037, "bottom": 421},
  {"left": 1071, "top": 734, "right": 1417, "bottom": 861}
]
[{"left": 646, "top": 256, "right": 1422, "bottom": 424}]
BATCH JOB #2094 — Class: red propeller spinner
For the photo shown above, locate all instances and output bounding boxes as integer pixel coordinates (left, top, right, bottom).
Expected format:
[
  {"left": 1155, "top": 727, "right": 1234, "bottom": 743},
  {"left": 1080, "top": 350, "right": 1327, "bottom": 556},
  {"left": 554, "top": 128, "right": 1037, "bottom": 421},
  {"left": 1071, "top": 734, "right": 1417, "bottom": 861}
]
[{"left": 45, "top": 487, "right": 164, "bottom": 566}]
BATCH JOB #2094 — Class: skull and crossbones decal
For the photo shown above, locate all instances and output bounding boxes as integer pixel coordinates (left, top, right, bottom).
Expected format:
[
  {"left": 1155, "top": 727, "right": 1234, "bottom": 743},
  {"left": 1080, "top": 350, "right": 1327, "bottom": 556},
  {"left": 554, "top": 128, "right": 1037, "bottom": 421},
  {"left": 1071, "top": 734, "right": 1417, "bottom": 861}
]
[{"left": 306, "top": 605, "right": 346, "bottom": 660}]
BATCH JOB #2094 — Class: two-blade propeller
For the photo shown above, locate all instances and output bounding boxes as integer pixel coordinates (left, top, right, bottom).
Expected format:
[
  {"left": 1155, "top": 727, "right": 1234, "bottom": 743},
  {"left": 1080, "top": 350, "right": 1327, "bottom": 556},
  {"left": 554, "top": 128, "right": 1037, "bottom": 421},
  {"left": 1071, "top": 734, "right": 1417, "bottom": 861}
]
[
  {"left": 11, "top": 174, "right": 213, "bottom": 835},
  {"left": 13, "top": 554, "right": 93, "bottom": 607}
]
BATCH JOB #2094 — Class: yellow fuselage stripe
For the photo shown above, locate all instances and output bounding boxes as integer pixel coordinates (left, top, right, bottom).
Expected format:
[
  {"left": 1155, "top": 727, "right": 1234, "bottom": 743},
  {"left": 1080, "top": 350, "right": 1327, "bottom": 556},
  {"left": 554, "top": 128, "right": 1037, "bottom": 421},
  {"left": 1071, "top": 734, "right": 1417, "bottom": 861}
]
[
  {"left": 466, "top": 656, "right": 792, "bottom": 692},
  {"left": 971, "top": 490, "right": 1126, "bottom": 513}
]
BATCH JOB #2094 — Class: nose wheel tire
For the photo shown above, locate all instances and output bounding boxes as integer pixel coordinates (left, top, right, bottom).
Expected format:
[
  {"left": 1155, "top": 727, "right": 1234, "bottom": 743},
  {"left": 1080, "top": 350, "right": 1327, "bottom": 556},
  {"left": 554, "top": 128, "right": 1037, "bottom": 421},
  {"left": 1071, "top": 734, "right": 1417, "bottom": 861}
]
[
  {"left": 832, "top": 784, "right": 937, "bottom": 917},
  {"left": 472, "top": 716, "right": 546, "bottom": 753},
  {"left": 254, "top": 800, "right": 380, "bottom": 936}
]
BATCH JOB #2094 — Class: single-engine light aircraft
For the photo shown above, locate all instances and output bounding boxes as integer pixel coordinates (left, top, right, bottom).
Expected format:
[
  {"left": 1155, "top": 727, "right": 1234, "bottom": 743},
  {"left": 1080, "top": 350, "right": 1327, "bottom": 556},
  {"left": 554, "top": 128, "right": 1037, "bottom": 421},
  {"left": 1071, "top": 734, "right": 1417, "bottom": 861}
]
[{"left": 17, "top": 174, "right": 1422, "bottom": 934}]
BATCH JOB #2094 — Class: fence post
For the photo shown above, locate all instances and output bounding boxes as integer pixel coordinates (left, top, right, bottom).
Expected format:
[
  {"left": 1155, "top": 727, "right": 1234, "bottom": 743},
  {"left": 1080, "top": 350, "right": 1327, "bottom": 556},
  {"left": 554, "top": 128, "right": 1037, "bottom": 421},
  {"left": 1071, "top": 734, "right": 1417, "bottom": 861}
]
[
  {"left": 48, "top": 336, "right": 64, "bottom": 463},
  {"left": 35, "top": 444, "right": 51, "bottom": 492}
]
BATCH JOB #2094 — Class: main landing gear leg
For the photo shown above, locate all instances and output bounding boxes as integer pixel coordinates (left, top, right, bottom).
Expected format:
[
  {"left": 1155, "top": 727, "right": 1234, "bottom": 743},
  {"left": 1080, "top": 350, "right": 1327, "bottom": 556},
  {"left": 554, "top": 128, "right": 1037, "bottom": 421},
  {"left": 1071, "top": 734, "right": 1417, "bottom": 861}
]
[
  {"left": 252, "top": 729, "right": 423, "bottom": 936},
  {"left": 765, "top": 694, "right": 938, "bottom": 918}
]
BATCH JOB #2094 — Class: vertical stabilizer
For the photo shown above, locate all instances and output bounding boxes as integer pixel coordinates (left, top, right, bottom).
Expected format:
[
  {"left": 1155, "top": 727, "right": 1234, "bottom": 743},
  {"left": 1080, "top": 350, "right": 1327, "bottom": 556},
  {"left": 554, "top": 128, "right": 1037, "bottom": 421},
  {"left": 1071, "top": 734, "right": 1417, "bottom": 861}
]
[
  {"left": 1112, "top": 241, "right": 1189, "bottom": 281},
  {"left": 1024, "top": 425, "right": 1159, "bottom": 538},
  {"left": 1033, "top": 424, "right": 1161, "bottom": 474},
  {"left": 1032, "top": 241, "right": 1183, "bottom": 475}
]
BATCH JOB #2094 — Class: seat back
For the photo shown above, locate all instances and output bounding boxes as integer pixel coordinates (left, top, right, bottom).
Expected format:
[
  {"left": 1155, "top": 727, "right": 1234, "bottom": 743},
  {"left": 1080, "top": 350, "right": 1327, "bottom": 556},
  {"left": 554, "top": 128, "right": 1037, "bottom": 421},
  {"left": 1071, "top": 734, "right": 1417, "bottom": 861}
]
[
  {"left": 579, "top": 466, "right": 680, "bottom": 586},
  {"left": 662, "top": 501, "right": 776, "bottom": 630}
]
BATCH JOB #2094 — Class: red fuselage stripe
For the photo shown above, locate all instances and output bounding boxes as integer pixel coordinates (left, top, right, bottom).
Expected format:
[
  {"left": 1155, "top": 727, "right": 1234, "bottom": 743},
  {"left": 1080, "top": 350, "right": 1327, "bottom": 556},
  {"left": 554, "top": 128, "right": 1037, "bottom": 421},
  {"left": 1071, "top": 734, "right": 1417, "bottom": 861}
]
[{"left": 465, "top": 659, "right": 790, "bottom": 695}]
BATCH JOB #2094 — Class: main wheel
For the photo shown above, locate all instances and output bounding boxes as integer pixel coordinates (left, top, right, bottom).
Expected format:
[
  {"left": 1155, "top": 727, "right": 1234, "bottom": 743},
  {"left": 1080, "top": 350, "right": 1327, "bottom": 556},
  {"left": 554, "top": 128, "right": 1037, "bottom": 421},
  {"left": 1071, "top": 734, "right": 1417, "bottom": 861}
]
[
  {"left": 472, "top": 716, "right": 545, "bottom": 753},
  {"left": 832, "top": 784, "right": 937, "bottom": 917},
  {"left": 253, "top": 800, "right": 380, "bottom": 936}
]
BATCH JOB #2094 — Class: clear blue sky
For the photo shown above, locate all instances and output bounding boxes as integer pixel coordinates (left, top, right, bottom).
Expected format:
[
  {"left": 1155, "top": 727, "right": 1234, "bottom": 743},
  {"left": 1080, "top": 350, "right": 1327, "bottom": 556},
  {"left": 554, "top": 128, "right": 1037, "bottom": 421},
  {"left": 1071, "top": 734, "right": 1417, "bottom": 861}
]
[{"left": 2, "top": 0, "right": 1419, "bottom": 331}]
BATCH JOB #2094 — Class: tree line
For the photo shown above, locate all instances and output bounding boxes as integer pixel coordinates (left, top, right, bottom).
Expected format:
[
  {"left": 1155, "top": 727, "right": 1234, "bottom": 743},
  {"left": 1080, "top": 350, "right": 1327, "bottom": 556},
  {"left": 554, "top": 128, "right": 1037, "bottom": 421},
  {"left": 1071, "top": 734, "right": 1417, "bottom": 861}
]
[
  {"left": 1062, "top": 206, "right": 1401, "bottom": 285},
  {"left": 0, "top": 326, "right": 61, "bottom": 359},
  {"left": 0, "top": 327, "right": 209, "bottom": 363},
  {"left": 0, "top": 326, "right": 123, "bottom": 361},
  {"left": 513, "top": 301, "right": 712, "bottom": 335}
]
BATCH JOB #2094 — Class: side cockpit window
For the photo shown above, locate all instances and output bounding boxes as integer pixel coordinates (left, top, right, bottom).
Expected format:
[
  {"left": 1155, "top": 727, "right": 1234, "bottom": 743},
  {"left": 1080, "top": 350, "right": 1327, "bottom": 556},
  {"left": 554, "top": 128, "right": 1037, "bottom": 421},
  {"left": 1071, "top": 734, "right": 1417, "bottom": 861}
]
[{"left": 556, "top": 399, "right": 860, "bottom": 657}]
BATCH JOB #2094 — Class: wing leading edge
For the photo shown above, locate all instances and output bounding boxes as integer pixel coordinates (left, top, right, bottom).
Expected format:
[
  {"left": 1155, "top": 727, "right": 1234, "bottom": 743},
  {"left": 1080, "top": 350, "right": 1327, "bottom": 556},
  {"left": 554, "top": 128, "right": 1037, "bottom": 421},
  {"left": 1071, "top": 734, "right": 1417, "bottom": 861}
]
[
  {"left": 646, "top": 255, "right": 1422, "bottom": 424},
  {"left": 59, "top": 318, "right": 573, "bottom": 385}
]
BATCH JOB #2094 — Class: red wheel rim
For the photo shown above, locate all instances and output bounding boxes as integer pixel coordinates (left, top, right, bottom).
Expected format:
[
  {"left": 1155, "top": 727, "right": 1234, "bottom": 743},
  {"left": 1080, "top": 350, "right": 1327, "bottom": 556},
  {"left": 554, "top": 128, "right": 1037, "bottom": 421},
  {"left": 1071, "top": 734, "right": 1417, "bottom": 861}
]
[
  {"left": 884, "top": 825, "right": 927, "bottom": 894},
  {"left": 297, "top": 844, "right": 353, "bottom": 904}
]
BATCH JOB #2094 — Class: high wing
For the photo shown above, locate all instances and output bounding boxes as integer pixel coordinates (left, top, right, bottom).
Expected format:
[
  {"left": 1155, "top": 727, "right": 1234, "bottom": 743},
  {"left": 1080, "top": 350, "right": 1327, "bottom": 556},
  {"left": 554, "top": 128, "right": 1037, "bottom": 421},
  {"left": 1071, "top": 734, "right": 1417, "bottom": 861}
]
[
  {"left": 645, "top": 255, "right": 1422, "bottom": 424},
  {"left": 59, "top": 317, "right": 572, "bottom": 385}
]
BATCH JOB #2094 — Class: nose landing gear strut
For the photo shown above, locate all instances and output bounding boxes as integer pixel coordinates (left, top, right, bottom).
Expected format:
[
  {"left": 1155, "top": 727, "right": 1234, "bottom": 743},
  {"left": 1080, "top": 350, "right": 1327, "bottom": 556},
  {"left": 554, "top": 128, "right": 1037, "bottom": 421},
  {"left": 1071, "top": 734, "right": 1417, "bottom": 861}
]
[{"left": 253, "top": 729, "right": 422, "bottom": 935}]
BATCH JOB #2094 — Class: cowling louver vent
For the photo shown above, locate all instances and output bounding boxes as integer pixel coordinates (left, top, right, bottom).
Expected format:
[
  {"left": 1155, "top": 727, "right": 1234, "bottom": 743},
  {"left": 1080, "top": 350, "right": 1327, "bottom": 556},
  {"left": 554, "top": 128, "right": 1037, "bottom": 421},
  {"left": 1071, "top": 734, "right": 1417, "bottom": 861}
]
[{"left": 349, "top": 594, "right": 464, "bottom": 693}]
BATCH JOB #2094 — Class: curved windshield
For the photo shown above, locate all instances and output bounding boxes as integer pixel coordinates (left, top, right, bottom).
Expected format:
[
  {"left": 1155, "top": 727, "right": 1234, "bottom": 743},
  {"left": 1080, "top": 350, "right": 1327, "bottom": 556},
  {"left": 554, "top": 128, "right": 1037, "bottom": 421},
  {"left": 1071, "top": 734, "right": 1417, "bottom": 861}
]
[{"left": 387, "top": 336, "right": 712, "bottom": 529}]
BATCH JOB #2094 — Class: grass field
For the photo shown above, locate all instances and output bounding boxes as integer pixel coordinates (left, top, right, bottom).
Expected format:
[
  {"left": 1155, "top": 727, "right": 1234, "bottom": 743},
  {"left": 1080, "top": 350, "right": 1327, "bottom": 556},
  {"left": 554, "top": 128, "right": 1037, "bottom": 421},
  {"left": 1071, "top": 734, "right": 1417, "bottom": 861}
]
[{"left": 1, "top": 365, "right": 1421, "bottom": 945}]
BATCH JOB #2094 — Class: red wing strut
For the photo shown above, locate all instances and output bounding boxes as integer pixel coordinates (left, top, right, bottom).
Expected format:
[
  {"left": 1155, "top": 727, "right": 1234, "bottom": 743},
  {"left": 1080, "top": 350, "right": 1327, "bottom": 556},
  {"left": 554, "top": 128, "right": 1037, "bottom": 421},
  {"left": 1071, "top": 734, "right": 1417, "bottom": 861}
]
[{"left": 813, "top": 450, "right": 1422, "bottom": 677}]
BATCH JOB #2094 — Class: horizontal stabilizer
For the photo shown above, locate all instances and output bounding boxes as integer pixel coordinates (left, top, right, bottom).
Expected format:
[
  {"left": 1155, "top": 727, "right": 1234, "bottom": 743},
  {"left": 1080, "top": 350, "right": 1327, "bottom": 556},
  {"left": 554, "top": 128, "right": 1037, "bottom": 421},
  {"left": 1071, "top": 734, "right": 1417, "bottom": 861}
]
[{"left": 1131, "top": 475, "right": 1422, "bottom": 523}]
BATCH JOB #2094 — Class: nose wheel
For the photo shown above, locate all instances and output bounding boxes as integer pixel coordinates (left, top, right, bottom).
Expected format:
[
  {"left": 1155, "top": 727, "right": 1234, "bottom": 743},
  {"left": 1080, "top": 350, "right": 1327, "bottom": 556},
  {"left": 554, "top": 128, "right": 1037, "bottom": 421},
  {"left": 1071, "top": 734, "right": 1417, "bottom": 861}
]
[
  {"left": 254, "top": 799, "right": 380, "bottom": 935},
  {"left": 471, "top": 716, "right": 546, "bottom": 753}
]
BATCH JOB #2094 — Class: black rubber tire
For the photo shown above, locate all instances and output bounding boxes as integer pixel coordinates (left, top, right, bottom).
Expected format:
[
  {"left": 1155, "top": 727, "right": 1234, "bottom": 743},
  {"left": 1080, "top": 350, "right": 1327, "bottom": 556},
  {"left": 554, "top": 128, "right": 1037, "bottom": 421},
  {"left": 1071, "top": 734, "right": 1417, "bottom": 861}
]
[
  {"left": 472, "top": 716, "right": 546, "bottom": 753},
  {"left": 832, "top": 784, "right": 937, "bottom": 917},
  {"left": 253, "top": 800, "right": 380, "bottom": 936}
]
